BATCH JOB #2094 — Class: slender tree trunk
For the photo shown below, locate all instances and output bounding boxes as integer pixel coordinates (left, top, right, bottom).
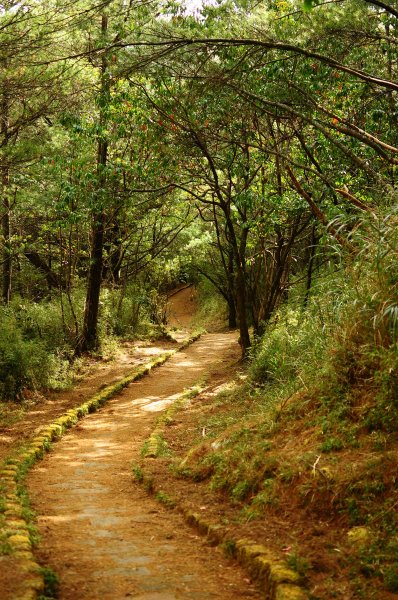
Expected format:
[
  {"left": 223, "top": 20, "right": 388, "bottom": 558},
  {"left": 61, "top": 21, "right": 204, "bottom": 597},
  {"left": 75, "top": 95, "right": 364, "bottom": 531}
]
[
  {"left": 2, "top": 167, "right": 11, "bottom": 304},
  {"left": 304, "top": 224, "right": 317, "bottom": 308},
  {"left": 224, "top": 212, "right": 250, "bottom": 356},
  {"left": 76, "top": 14, "right": 109, "bottom": 354},
  {"left": 1, "top": 83, "right": 11, "bottom": 304},
  {"left": 24, "top": 250, "right": 64, "bottom": 290},
  {"left": 235, "top": 263, "right": 250, "bottom": 355},
  {"left": 79, "top": 212, "right": 105, "bottom": 352},
  {"left": 227, "top": 293, "right": 237, "bottom": 329},
  {"left": 226, "top": 249, "right": 237, "bottom": 328}
]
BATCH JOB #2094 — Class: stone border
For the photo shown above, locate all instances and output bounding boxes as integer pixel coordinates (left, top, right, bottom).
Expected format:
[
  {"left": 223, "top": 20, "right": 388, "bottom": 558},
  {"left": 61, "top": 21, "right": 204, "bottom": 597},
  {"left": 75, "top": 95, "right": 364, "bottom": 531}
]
[
  {"left": 138, "top": 403, "right": 309, "bottom": 600},
  {"left": 135, "top": 473, "right": 308, "bottom": 600},
  {"left": 0, "top": 330, "right": 202, "bottom": 600},
  {"left": 143, "top": 383, "right": 205, "bottom": 458}
]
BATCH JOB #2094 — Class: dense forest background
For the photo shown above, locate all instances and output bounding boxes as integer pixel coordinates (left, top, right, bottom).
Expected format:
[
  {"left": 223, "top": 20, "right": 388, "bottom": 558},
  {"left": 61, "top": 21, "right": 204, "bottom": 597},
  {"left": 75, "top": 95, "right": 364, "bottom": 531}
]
[
  {"left": 1, "top": 0, "right": 397, "bottom": 395},
  {"left": 0, "top": 0, "right": 396, "bottom": 411}
]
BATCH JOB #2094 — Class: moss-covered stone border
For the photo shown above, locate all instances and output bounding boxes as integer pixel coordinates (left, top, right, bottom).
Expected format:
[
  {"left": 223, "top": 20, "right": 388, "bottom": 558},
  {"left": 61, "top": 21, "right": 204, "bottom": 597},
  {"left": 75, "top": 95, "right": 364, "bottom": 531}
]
[
  {"left": 0, "top": 330, "right": 202, "bottom": 600},
  {"left": 143, "top": 382, "right": 205, "bottom": 458},
  {"left": 134, "top": 471, "right": 308, "bottom": 600},
  {"left": 137, "top": 384, "right": 309, "bottom": 600}
]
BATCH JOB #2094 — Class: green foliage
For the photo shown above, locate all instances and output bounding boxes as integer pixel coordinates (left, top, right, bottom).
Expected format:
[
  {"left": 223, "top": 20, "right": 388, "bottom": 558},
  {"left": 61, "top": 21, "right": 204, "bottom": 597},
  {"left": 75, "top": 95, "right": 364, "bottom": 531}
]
[
  {"left": 319, "top": 437, "right": 344, "bottom": 453},
  {"left": 320, "top": 212, "right": 398, "bottom": 430},
  {"left": 131, "top": 463, "right": 144, "bottom": 483},
  {"left": 191, "top": 278, "right": 227, "bottom": 331},
  {"left": 154, "top": 491, "right": 176, "bottom": 508},
  {"left": 221, "top": 539, "right": 237, "bottom": 558},
  {"left": 0, "top": 312, "right": 53, "bottom": 401},
  {"left": 38, "top": 566, "right": 59, "bottom": 600},
  {"left": 286, "top": 550, "right": 312, "bottom": 576},
  {"left": 249, "top": 307, "right": 328, "bottom": 387},
  {"left": 384, "top": 564, "right": 398, "bottom": 592}
]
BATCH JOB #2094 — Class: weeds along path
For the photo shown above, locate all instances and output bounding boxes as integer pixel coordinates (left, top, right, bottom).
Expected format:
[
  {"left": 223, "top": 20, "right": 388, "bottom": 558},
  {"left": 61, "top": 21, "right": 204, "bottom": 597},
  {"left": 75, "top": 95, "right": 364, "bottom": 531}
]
[{"left": 28, "top": 331, "right": 260, "bottom": 600}]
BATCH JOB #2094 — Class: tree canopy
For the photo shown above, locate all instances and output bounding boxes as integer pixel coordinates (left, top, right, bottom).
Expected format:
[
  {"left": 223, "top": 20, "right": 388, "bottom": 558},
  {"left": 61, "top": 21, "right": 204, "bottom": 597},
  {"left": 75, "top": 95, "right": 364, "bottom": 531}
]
[{"left": 0, "top": 0, "right": 397, "bottom": 357}]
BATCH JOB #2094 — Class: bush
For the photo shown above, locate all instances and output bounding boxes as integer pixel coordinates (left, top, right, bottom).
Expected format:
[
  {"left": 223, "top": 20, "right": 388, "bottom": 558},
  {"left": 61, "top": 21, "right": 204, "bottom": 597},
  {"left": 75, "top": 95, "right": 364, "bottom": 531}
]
[
  {"left": 98, "top": 285, "right": 153, "bottom": 339},
  {"left": 0, "top": 312, "right": 53, "bottom": 400},
  {"left": 191, "top": 278, "right": 227, "bottom": 331},
  {"left": 249, "top": 308, "right": 328, "bottom": 387}
]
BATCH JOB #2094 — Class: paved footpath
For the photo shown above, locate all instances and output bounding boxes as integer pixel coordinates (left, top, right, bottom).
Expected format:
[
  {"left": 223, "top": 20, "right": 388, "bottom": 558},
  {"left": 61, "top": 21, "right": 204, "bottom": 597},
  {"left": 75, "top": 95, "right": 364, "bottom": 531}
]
[{"left": 28, "top": 333, "right": 261, "bottom": 600}]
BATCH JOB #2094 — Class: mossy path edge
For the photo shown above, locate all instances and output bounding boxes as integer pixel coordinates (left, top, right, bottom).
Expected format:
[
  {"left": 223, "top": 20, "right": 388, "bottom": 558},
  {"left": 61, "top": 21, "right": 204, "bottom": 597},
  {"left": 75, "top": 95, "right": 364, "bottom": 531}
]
[
  {"left": 0, "top": 330, "right": 202, "bottom": 600},
  {"left": 137, "top": 389, "right": 309, "bottom": 600}
]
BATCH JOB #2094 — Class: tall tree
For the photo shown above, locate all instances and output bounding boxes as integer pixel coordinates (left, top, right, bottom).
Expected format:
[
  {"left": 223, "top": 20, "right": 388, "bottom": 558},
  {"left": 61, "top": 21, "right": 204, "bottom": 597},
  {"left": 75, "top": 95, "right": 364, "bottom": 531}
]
[{"left": 77, "top": 13, "right": 110, "bottom": 353}]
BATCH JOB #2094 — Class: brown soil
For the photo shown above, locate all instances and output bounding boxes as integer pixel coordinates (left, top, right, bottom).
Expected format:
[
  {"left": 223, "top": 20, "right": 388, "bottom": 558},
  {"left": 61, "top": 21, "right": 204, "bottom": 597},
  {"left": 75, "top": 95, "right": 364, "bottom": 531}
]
[
  {"left": 0, "top": 340, "right": 176, "bottom": 465},
  {"left": 143, "top": 385, "right": 398, "bottom": 600},
  {"left": 167, "top": 284, "right": 198, "bottom": 330},
  {"left": 0, "top": 285, "right": 196, "bottom": 464}
]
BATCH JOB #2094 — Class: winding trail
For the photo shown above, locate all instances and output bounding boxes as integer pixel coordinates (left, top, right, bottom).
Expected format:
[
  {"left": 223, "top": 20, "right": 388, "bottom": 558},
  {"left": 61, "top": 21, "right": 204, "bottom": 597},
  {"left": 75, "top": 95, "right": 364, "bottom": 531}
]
[{"left": 27, "top": 293, "right": 260, "bottom": 599}]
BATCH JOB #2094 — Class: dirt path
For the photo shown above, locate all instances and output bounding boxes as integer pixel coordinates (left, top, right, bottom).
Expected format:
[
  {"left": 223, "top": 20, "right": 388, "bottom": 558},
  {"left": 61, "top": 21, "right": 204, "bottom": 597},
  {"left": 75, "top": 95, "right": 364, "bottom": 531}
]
[
  {"left": 28, "top": 332, "right": 260, "bottom": 599},
  {"left": 0, "top": 285, "right": 195, "bottom": 463},
  {"left": 0, "top": 341, "right": 175, "bottom": 464},
  {"left": 167, "top": 285, "right": 197, "bottom": 330}
]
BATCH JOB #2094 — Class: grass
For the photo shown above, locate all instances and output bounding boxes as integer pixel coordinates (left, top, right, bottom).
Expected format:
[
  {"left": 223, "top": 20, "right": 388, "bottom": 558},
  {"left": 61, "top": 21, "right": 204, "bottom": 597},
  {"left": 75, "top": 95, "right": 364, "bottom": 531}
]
[
  {"left": 0, "top": 402, "right": 27, "bottom": 427},
  {"left": 167, "top": 374, "right": 398, "bottom": 596},
  {"left": 131, "top": 462, "right": 144, "bottom": 483},
  {"left": 154, "top": 491, "right": 176, "bottom": 508},
  {"left": 37, "top": 566, "right": 59, "bottom": 600},
  {"left": 286, "top": 551, "right": 312, "bottom": 577}
]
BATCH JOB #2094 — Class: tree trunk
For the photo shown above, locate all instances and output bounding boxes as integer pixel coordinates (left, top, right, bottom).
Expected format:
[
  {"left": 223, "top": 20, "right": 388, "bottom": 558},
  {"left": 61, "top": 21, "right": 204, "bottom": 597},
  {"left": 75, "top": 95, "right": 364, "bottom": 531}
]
[
  {"left": 76, "top": 14, "right": 109, "bottom": 354},
  {"left": 303, "top": 224, "right": 318, "bottom": 308},
  {"left": 78, "top": 213, "right": 105, "bottom": 353},
  {"left": 236, "top": 263, "right": 250, "bottom": 356},
  {"left": 24, "top": 250, "right": 65, "bottom": 291},
  {"left": 227, "top": 293, "right": 237, "bottom": 329},
  {"left": 1, "top": 83, "right": 11, "bottom": 304},
  {"left": 2, "top": 167, "right": 11, "bottom": 304},
  {"left": 226, "top": 249, "right": 237, "bottom": 328},
  {"left": 222, "top": 213, "right": 250, "bottom": 356}
]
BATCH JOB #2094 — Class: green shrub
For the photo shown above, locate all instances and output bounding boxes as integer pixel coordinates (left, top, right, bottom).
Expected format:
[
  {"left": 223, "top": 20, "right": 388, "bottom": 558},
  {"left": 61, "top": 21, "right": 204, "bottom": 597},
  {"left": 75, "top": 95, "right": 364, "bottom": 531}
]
[
  {"left": 191, "top": 278, "right": 227, "bottom": 331},
  {"left": 98, "top": 285, "right": 145, "bottom": 338},
  {"left": 0, "top": 313, "right": 51, "bottom": 400},
  {"left": 384, "top": 566, "right": 398, "bottom": 593},
  {"left": 249, "top": 308, "right": 328, "bottom": 387}
]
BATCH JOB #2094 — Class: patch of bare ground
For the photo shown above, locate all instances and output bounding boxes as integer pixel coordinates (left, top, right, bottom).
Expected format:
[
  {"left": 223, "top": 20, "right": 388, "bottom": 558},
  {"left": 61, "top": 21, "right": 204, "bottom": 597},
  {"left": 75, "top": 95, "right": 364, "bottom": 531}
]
[{"left": 167, "top": 284, "right": 198, "bottom": 331}]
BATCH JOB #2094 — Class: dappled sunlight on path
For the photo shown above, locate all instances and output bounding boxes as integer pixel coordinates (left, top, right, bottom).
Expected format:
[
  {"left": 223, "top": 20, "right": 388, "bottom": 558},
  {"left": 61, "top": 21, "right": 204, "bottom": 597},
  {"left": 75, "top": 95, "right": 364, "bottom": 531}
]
[{"left": 28, "top": 331, "right": 260, "bottom": 600}]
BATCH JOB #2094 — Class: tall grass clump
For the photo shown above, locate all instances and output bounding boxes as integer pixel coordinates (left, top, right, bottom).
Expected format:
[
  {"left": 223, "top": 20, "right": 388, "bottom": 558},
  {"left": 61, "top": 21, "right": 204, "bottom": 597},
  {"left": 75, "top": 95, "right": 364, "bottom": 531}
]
[
  {"left": 249, "top": 307, "right": 329, "bottom": 390},
  {"left": 322, "top": 210, "right": 398, "bottom": 431},
  {"left": 191, "top": 277, "right": 227, "bottom": 331},
  {"left": 248, "top": 207, "right": 398, "bottom": 431}
]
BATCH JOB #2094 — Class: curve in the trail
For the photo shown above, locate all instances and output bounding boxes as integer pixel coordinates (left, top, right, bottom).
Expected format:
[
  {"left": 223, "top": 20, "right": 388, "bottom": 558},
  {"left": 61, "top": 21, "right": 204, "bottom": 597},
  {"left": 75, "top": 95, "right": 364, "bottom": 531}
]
[
  {"left": 167, "top": 285, "right": 197, "bottom": 330},
  {"left": 28, "top": 332, "right": 260, "bottom": 600}
]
